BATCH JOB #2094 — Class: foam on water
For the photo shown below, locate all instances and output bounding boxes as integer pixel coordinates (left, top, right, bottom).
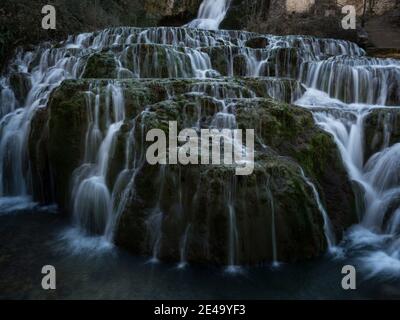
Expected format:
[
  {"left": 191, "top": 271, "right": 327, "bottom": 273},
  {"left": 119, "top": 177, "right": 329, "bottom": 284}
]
[
  {"left": 0, "top": 196, "right": 37, "bottom": 214},
  {"left": 57, "top": 227, "right": 114, "bottom": 255}
]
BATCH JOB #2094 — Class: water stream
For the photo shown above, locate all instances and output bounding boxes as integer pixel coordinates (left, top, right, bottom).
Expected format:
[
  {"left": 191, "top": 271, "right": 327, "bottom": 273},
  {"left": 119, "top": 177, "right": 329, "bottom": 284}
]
[
  {"left": 186, "top": 0, "right": 232, "bottom": 30},
  {"left": 0, "top": 1, "right": 399, "bottom": 279}
]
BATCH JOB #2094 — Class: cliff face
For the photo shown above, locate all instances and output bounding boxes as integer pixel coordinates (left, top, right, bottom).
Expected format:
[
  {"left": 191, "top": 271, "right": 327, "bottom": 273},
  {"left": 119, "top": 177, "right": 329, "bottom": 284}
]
[
  {"left": 1, "top": 0, "right": 399, "bottom": 69},
  {"left": 0, "top": 0, "right": 202, "bottom": 70},
  {"left": 145, "top": 0, "right": 202, "bottom": 25}
]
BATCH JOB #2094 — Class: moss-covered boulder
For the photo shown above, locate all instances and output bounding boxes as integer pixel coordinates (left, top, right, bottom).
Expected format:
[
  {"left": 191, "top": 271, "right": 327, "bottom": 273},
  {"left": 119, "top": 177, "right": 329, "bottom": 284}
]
[
  {"left": 28, "top": 77, "right": 356, "bottom": 265},
  {"left": 82, "top": 52, "right": 118, "bottom": 79},
  {"left": 114, "top": 103, "right": 321, "bottom": 264}
]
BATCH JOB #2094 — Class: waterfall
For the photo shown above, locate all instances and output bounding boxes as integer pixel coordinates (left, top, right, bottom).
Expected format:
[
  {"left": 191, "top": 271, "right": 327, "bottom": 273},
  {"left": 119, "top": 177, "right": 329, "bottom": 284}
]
[
  {"left": 226, "top": 177, "right": 240, "bottom": 273},
  {"left": 299, "top": 168, "right": 336, "bottom": 249},
  {"left": 146, "top": 165, "right": 167, "bottom": 263},
  {"left": 1, "top": 22, "right": 399, "bottom": 273},
  {"left": 299, "top": 57, "right": 400, "bottom": 106},
  {"left": 296, "top": 65, "right": 400, "bottom": 276},
  {"left": 0, "top": 39, "right": 88, "bottom": 210},
  {"left": 266, "top": 179, "right": 279, "bottom": 267},
  {"left": 178, "top": 224, "right": 192, "bottom": 269},
  {"left": 186, "top": 0, "right": 231, "bottom": 30},
  {"left": 71, "top": 82, "right": 125, "bottom": 236}
]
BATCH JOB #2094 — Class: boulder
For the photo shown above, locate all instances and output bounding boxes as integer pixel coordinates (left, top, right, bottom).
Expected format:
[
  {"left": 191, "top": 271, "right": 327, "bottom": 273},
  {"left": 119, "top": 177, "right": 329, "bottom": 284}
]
[
  {"left": 28, "top": 78, "right": 357, "bottom": 265},
  {"left": 82, "top": 52, "right": 118, "bottom": 79}
]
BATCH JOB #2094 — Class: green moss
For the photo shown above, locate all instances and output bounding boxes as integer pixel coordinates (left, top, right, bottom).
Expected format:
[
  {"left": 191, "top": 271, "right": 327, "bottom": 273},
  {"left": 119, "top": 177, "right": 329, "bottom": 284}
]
[
  {"left": 47, "top": 84, "right": 88, "bottom": 208},
  {"left": 82, "top": 52, "right": 118, "bottom": 79},
  {"left": 29, "top": 77, "right": 356, "bottom": 265}
]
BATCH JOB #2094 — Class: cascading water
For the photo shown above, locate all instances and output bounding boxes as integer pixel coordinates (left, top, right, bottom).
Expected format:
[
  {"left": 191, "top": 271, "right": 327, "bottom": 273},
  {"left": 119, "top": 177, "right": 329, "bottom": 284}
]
[
  {"left": 71, "top": 81, "right": 125, "bottom": 236},
  {"left": 178, "top": 224, "right": 192, "bottom": 269},
  {"left": 265, "top": 179, "right": 278, "bottom": 266},
  {"left": 299, "top": 168, "right": 336, "bottom": 249},
  {"left": 0, "top": 6, "right": 399, "bottom": 275},
  {"left": 296, "top": 56, "right": 400, "bottom": 276},
  {"left": 186, "top": 0, "right": 231, "bottom": 30},
  {"left": 0, "top": 41, "right": 87, "bottom": 209}
]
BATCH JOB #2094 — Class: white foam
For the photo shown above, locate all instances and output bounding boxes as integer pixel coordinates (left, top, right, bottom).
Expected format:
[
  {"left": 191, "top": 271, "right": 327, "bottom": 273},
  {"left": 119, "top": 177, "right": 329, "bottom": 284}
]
[
  {"left": 361, "top": 251, "right": 400, "bottom": 279},
  {"left": 0, "top": 196, "right": 37, "bottom": 214},
  {"left": 57, "top": 227, "right": 114, "bottom": 255}
]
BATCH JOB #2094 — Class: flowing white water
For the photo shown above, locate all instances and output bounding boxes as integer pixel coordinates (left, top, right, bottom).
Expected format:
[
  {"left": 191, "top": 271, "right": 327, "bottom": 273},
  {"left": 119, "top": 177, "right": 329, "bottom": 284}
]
[
  {"left": 265, "top": 179, "right": 279, "bottom": 267},
  {"left": 146, "top": 165, "right": 167, "bottom": 263},
  {"left": 186, "top": 0, "right": 231, "bottom": 30},
  {"left": 296, "top": 89, "right": 400, "bottom": 276},
  {"left": 226, "top": 177, "right": 240, "bottom": 273},
  {"left": 71, "top": 82, "right": 125, "bottom": 236},
  {"left": 299, "top": 167, "right": 336, "bottom": 249},
  {"left": 178, "top": 224, "right": 192, "bottom": 269},
  {"left": 0, "top": 20, "right": 399, "bottom": 273},
  {"left": 0, "top": 39, "right": 88, "bottom": 211}
]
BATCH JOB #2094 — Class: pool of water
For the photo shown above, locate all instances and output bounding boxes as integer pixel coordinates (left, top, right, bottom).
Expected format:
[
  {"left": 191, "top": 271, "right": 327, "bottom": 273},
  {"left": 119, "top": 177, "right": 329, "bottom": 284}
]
[{"left": 0, "top": 207, "right": 399, "bottom": 300}]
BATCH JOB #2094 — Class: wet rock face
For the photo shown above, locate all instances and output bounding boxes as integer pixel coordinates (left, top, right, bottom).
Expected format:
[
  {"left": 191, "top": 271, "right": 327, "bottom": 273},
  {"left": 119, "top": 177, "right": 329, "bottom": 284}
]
[
  {"left": 245, "top": 37, "right": 269, "bottom": 49},
  {"left": 29, "top": 78, "right": 356, "bottom": 265},
  {"left": 145, "top": 0, "right": 202, "bottom": 26},
  {"left": 364, "top": 109, "right": 400, "bottom": 161},
  {"left": 9, "top": 72, "right": 31, "bottom": 105},
  {"left": 82, "top": 53, "right": 118, "bottom": 79}
]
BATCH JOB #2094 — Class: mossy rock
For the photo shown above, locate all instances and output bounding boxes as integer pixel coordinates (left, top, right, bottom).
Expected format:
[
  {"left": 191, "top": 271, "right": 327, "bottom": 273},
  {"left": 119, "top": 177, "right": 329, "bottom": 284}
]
[
  {"left": 28, "top": 78, "right": 356, "bottom": 265},
  {"left": 82, "top": 52, "right": 118, "bottom": 79},
  {"left": 46, "top": 80, "right": 89, "bottom": 208}
]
